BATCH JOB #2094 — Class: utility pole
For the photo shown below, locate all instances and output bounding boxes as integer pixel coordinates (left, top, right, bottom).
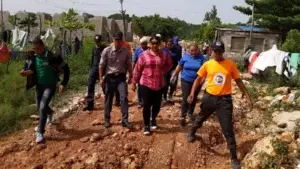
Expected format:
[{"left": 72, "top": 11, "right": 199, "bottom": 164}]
[
  {"left": 249, "top": 0, "right": 255, "bottom": 45},
  {"left": 119, "top": 0, "right": 127, "bottom": 40},
  {"left": 1, "top": 0, "right": 4, "bottom": 37}
]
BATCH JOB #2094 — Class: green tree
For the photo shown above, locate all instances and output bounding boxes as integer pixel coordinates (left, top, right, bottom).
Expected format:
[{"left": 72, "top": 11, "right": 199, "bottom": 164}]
[
  {"left": 203, "top": 5, "right": 221, "bottom": 25},
  {"left": 18, "top": 12, "right": 38, "bottom": 36},
  {"left": 9, "top": 15, "right": 19, "bottom": 27},
  {"left": 233, "top": 0, "right": 300, "bottom": 41},
  {"left": 108, "top": 13, "right": 131, "bottom": 21},
  {"left": 47, "top": 8, "right": 95, "bottom": 44},
  {"left": 82, "top": 12, "right": 94, "bottom": 23},
  {"left": 282, "top": 29, "right": 300, "bottom": 53},
  {"left": 132, "top": 14, "right": 200, "bottom": 40}
]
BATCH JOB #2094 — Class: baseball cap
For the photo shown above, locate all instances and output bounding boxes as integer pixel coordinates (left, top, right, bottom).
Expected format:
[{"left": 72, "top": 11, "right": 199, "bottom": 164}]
[
  {"left": 114, "top": 32, "right": 123, "bottom": 40},
  {"left": 139, "top": 37, "right": 148, "bottom": 44},
  {"left": 156, "top": 34, "right": 161, "bottom": 38},
  {"left": 213, "top": 41, "right": 225, "bottom": 51},
  {"left": 94, "top": 34, "right": 102, "bottom": 43}
]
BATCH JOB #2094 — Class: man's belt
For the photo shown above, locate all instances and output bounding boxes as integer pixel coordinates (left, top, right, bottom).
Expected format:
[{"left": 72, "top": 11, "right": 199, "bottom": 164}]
[{"left": 106, "top": 72, "right": 125, "bottom": 77}]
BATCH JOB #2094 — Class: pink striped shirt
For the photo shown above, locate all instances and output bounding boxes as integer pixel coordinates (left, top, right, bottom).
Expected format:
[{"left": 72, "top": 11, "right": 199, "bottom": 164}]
[{"left": 133, "top": 49, "right": 173, "bottom": 91}]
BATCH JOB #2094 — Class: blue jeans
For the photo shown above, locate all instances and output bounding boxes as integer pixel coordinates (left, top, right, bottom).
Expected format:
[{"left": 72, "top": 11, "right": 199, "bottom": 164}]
[{"left": 36, "top": 84, "right": 56, "bottom": 134}]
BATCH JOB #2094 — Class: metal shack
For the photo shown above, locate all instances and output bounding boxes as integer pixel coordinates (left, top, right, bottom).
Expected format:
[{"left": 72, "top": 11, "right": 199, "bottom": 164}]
[{"left": 214, "top": 26, "right": 281, "bottom": 60}]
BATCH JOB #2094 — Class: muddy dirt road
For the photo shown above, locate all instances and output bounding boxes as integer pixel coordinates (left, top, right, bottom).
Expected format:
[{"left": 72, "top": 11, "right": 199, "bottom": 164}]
[{"left": 0, "top": 85, "right": 259, "bottom": 169}]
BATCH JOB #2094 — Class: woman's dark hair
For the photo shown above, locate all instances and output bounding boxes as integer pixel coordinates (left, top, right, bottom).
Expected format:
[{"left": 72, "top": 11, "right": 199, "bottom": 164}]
[
  {"left": 32, "top": 36, "right": 45, "bottom": 46},
  {"left": 149, "top": 35, "right": 161, "bottom": 44},
  {"left": 165, "top": 38, "right": 173, "bottom": 44}
]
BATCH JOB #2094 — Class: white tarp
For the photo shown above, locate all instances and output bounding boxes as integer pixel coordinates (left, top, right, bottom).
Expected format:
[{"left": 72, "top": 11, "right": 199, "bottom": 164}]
[
  {"left": 253, "top": 45, "right": 289, "bottom": 75},
  {"left": 11, "top": 27, "right": 28, "bottom": 49},
  {"left": 41, "top": 28, "right": 56, "bottom": 43}
]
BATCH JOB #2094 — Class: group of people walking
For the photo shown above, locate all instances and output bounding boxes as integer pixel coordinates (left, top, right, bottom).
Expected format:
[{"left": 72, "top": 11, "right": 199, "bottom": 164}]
[{"left": 20, "top": 31, "right": 253, "bottom": 169}]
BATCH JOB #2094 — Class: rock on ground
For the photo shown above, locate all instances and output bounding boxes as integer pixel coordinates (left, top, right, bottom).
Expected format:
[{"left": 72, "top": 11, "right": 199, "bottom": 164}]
[
  {"left": 273, "top": 111, "right": 300, "bottom": 132},
  {"left": 243, "top": 136, "right": 276, "bottom": 169}
]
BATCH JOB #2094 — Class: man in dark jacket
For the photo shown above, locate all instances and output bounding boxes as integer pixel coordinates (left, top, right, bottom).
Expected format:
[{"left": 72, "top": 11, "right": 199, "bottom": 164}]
[
  {"left": 168, "top": 36, "right": 182, "bottom": 101},
  {"left": 20, "top": 37, "right": 70, "bottom": 143},
  {"left": 83, "top": 35, "right": 106, "bottom": 111}
]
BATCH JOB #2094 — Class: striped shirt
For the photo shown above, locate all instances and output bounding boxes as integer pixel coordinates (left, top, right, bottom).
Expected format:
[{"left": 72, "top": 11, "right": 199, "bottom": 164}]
[{"left": 133, "top": 49, "right": 173, "bottom": 91}]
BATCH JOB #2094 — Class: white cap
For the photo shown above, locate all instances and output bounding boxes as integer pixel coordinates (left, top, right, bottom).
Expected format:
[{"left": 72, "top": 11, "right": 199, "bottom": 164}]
[
  {"left": 139, "top": 37, "right": 148, "bottom": 43},
  {"left": 156, "top": 34, "right": 161, "bottom": 38}
]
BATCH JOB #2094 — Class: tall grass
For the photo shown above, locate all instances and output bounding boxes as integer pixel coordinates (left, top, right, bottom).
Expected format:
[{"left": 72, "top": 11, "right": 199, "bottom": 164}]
[{"left": 0, "top": 38, "right": 94, "bottom": 136}]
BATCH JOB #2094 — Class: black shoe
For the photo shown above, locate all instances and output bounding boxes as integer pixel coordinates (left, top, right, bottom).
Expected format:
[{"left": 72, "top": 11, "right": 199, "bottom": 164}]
[
  {"left": 231, "top": 159, "right": 241, "bottom": 169},
  {"left": 104, "top": 121, "right": 111, "bottom": 128},
  {"left": 187, "top": 133, "right": 196, "bottom": 143},
  {"left": 83, "top": 106, "right": 94, "bottom": 111},
  {"left": 143, "top": 126, "right": 151, "bottom": 135},
  {"left": 122, "top": 121, "right": 133, "bottom": 129},
  {"left": 114, "top": 102, "right": 121, "bottom": 107},
  {"left": 151, "top": 120, "right": 157, "bottom": 130},
  {"left": 188, "top": 114, "right": 195, "bottom": 122},
  {"left": 179, "top": 118, "right": 186, "bottom": 127}
]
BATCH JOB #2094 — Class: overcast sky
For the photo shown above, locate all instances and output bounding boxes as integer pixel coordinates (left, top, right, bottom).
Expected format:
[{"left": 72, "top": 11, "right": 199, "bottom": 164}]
[{"left": 4, "top": 0, "right": 249, "bottom": 24}]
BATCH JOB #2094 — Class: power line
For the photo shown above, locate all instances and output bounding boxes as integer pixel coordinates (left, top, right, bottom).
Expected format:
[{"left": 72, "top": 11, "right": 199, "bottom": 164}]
[
  {"left": 35, "top": 0, "right": 68, "bottom": 10},
  {"left": 65, "top": 0, "right": 115, "bottom": 6}
]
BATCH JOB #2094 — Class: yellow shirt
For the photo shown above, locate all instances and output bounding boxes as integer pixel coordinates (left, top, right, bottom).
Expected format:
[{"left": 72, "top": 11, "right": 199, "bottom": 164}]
[{"left": 197, "top": 59, "right": 240, "bottom": 96}]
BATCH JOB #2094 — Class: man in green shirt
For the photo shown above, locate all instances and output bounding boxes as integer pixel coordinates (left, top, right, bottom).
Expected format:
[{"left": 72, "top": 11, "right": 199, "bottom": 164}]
[{"left": 21, "top": 37, "right": 70, "bottom": 143}]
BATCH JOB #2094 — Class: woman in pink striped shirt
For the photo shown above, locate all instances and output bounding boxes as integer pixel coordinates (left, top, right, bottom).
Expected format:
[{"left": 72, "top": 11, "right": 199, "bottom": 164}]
[{"left": 132, "top": 36, "right": 173, "bottom": 135}]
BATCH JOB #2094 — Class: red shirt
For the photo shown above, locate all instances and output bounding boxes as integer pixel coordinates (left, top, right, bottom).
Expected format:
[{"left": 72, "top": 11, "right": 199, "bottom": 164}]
[{"left": 133, "top": 49, "right": 173, "bottom": 91}]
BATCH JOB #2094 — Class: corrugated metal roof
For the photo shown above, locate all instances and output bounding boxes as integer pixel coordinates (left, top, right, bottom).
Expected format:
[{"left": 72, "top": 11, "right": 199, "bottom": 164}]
[
  {"left": 215, "top": 26, "right": 278, "bottom": 33},
  {"left": 238, "top": 26, "right": 265, "bottom": 31}
]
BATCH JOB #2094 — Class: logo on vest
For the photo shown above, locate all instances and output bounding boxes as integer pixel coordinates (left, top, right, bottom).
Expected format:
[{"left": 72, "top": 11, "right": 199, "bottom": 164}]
[{"left": 213, "top": 73, "right": 225, "bottom": 86}]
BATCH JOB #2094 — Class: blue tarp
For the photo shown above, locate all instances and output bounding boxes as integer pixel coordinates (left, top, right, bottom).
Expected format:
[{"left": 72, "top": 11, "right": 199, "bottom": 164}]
[{"left": 238, "top": 26, "right": 265, "bottom": 31}]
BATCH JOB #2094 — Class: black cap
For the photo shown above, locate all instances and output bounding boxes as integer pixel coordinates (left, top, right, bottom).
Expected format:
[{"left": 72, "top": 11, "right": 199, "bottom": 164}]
[
  {"left": 114, "top": 32, "right": 123, "bottom": 40},
  {"left": 94, "top": 34, "right": 102, "bottom": 43},
  {"left": 213, "top": 41, "right": 225, "bottom": 51}
]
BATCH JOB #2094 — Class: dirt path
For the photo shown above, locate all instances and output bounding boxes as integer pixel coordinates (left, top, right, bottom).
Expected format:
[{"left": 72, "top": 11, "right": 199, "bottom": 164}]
[{"left": 0, "top": 86, "right": 260, "bottom": 169}]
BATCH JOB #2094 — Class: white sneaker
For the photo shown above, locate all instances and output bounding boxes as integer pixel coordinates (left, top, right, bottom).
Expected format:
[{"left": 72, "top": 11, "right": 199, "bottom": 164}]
[
  {"left": 151, "top": 125, "right": 158, "bottom": 130},
  {"left": 35, "top": 132, "right": 45, "bottom": 143},
  {"left": 144, "top": 127, "right": 151, "bottom": 135}
]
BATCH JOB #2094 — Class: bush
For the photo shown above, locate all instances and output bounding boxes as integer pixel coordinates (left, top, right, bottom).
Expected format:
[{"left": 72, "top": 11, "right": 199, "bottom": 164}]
[
  {"left": 282, "top": 29, "right": 300, "bottom": 53},
  {"left": 0, "top": 38, "right": 94, "bottom": 136}
]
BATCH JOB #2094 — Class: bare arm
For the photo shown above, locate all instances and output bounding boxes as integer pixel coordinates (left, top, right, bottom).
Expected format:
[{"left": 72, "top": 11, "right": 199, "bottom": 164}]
[
  {"left": 235, "top": 78, "right": 251, "bottom": 100},
  {"left": 99, "top": 48, "right": 108, "bottom": 81},
  {"left": 127, "top": 52, "right": 133, "bottom": 78},
  {"left": 132, "top": 63, "right": 136, "bottom": 71},
  {"left": 190, "top": 76, "right": 205, "bottom": 96},
  {"left": 172, "top": 65, "right": 183, "bottom": 77}
]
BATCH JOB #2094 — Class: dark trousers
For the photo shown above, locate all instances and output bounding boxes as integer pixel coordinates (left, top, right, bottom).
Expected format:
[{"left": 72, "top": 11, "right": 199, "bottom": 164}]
[
  {"left": 190, "top": 92, "right": 237, "bottom": 159},
  {"left": 104, "top": 75, "right": 129, "bottom": 123},
  {"left": 163, "top": 73, "right": 171, "bottom": 99},
  {"left": 86, "top": 70, "right": 120, "bottom": 108},
  {"left": 115, "top": 90, "right": 120, "bottom": 104},
  {"left": 86, "top": 70, "right": 99, "bottom": 108},
  {"left": 169, "top": 70, "right": 178, "bottom": 97},
  {"left": 137, "top": 83, "right": 143, "bottom": 105},
  {"left": 36, "top": 84, "right": 56, "bottom": 134},
  {"left": 140, "top": 85, "right": 163, "bottom": 127},
  {"left": 163, "top": 70, "right": 178, "bottom": 99},
  {"left": 181, "top": 79, "right": 201, "bottom": 118}
]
